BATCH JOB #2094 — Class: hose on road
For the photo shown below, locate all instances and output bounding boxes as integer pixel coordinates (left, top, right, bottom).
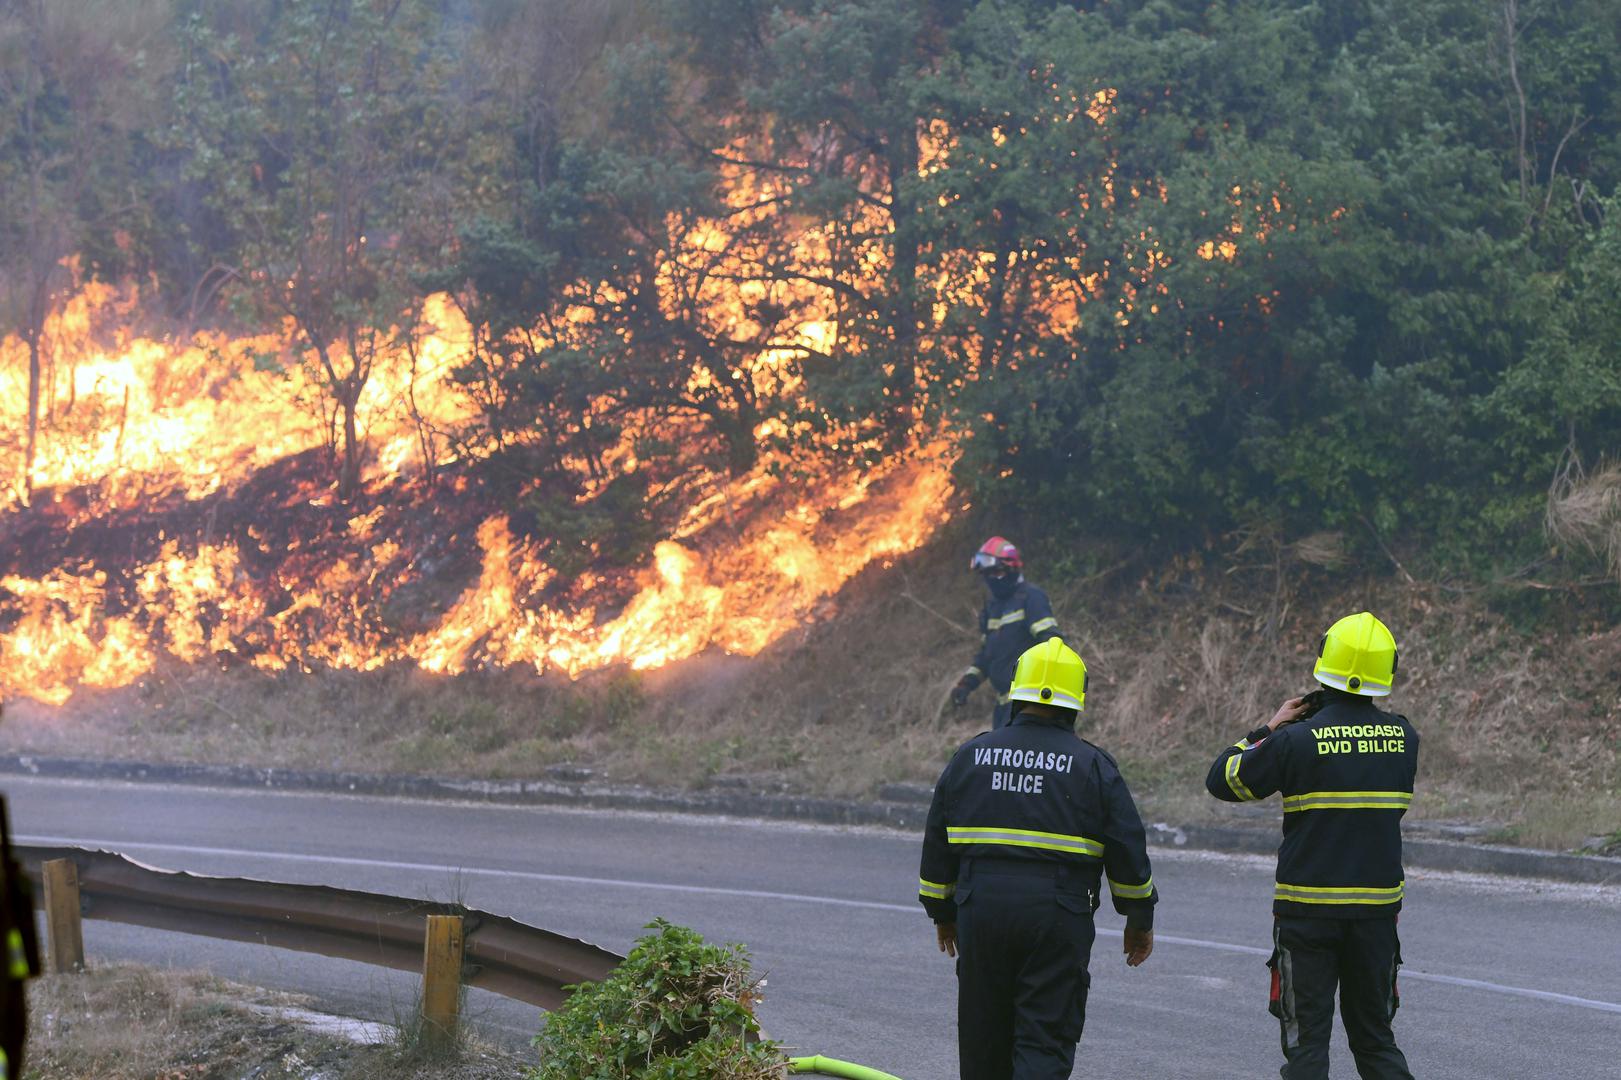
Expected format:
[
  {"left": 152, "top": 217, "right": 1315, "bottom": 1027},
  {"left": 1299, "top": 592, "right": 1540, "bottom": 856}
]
[{"left": 788, "top": 1055, "right": 903, "bottom": 1079}]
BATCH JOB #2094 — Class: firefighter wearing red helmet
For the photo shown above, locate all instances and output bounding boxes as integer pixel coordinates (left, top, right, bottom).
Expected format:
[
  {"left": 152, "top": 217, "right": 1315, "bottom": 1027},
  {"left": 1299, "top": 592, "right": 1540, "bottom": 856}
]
[{"left": 952, "top": 536, "right": 1062, "bottom": 729}]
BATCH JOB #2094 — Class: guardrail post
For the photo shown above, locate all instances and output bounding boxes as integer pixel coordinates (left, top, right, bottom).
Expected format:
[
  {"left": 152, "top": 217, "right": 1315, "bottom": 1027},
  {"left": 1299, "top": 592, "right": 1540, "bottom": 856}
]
[
  {"left": 420, "top": 914, "right": 464, "bottom": 1052},
  {"left": 42, "top": 858, "right": 85, "bottom": 974}
]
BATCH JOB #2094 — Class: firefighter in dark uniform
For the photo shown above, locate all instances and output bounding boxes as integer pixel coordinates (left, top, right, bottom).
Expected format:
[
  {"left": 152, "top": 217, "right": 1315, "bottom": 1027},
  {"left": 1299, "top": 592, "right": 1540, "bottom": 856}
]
[
  {"left": 952, "top": 537, "right": 1061, "bottom": 729},
  {"left": 1207, "top": 611, "right": 1416, "bottom": 1080},
  {"left": 0, "top": 794, "right": 36, "bottom": 1080},
  {"left": 0, "top": 695, "right": 40, "bottom": 1080},
  {"left": 922, "top": 638, "right": 1156, "bottom": 1080}
]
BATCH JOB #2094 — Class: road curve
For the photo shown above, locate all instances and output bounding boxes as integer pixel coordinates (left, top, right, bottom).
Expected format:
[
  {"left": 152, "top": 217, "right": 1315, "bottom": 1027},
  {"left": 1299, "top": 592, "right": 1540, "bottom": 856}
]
[{"left": 7, "top": 775, "right": 1619, "bottom": 1078}]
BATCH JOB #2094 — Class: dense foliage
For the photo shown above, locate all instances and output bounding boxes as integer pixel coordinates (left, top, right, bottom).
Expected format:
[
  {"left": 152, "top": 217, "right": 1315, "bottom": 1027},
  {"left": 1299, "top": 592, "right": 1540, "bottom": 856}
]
[
  {"left": 4, "top": 0, "right": 1620, "bottom": 576},
  {"left": 528, "top": 919, "right": 786, "bottom": 1080}
]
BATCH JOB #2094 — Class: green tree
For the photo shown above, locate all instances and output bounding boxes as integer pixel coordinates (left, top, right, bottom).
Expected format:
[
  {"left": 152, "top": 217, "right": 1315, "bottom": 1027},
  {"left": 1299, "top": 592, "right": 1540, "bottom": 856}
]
[
  {"left": 927, "top": 0, "right": 1552, "bottom": 567},
  {"left": 1485, "top": 192, "right": 1621, "bottom": 506}
]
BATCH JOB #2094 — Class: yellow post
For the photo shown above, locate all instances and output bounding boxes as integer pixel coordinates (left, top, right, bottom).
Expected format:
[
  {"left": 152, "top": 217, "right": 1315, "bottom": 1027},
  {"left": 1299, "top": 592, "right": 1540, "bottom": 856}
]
[
  {"left": 420, "top": 914, "right": 464, "bottom": 1053},
  {"left": 41, "top": 859, "right": 84, "bottom": 974}
]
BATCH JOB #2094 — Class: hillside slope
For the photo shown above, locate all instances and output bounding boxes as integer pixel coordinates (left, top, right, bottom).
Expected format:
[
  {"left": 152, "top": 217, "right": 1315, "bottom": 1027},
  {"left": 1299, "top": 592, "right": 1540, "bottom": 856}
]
[{"left": 4, "top": 524, "right": 1617, "bottom": 851}]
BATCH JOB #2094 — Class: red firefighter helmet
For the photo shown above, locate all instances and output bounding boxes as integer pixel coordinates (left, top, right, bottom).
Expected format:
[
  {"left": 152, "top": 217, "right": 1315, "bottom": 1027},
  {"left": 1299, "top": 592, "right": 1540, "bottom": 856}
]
[{"left": 970, "top": 536, "right": 1022, "bottom": 572}]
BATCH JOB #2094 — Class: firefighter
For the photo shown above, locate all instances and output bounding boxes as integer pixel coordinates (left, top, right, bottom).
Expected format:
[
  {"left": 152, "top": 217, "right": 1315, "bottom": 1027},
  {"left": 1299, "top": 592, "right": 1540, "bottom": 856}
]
[
  {"left": 0, "top": 797, "right": 35, "bottom": 1080},
  {"left": 952, "top": 537, "right": 1061, "bottom": 729},
  {"left": 1206, "top": 611, "right": 1417, "bottom": 1080},
  {"left": 921, "top": 637, "right": 1156, "bottom": 1080},
  {"left": 0, "top": 697, "right": 38, "bottom": 1080}
]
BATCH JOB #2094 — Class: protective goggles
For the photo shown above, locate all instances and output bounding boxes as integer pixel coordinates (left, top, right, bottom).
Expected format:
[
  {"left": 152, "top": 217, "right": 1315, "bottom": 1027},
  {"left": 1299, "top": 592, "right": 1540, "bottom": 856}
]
[{"left": 971, "top": 552, "right": 1007, "bottom": 571}]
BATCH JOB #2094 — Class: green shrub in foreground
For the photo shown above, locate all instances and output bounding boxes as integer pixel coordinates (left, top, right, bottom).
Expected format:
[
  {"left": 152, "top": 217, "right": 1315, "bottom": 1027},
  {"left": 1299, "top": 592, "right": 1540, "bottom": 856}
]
[{"left": 529, "top": 919, "right": 787, "bottom": 1080}]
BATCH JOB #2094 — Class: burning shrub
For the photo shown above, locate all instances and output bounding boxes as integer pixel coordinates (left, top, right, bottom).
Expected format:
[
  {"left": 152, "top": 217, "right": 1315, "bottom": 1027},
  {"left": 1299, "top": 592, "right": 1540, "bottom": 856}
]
[{"left": 528, "top": 919, "right": 786, "bottom": 1080}]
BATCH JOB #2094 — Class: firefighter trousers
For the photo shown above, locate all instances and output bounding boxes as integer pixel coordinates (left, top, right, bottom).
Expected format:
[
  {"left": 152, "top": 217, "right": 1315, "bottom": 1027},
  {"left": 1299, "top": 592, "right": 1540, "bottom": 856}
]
[
  {"left": 1270, "top": 915, "right": 1412, "bottom": 1080},
  {"left": 955, "top": 860, "right": 1096, "bottom": 1080}
]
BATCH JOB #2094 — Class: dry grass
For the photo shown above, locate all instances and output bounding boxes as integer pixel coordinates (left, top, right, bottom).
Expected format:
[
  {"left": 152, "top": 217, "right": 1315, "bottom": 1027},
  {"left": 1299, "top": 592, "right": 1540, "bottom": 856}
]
[
  {"left": 4, "top": 531, "right": 1618, "bottom": 850},
  {"left": 24, "top": 962, "right": 529, "bottom": 1080},
  {"left": 25, "top": 963, "right": 343, "bottom": 1079},
  {"left": 1547, "top": 458, "right": 1621, "bottom": 584}
]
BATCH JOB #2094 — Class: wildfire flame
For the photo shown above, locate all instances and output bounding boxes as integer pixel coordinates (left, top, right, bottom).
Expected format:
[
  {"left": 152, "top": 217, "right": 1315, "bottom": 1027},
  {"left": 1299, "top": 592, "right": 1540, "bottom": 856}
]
[
  {"left": 2, "top": 101, "right": 1279, "bottom": 706},
  {"left": 1, "top": 280, "right": 956, "bottom": 705}
]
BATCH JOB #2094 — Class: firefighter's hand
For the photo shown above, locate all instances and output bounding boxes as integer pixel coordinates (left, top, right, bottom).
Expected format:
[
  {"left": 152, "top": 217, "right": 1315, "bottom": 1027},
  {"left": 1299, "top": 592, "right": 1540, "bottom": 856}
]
[
  {"left": 1123, "top": 926, "right": 1153, "bottom": 966},
  {"left": 950, "top": 679, "right": 973, "bottom": 707},
  {"left": 1267, "top": 696, "right": 1311, "bottom": 732},
  {"left": 936, "top": 922, "right": 958, "bottom": 957}
]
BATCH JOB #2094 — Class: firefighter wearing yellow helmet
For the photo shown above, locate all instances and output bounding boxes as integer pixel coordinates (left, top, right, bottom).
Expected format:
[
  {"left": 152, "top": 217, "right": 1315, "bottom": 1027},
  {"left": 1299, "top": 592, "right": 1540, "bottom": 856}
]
[
  {"left": 920, "top": 638, "right": 1156, "bottom": 1080},
  {"left": 1206, "top": 612, "right": 1417, "bottom": 1080}
]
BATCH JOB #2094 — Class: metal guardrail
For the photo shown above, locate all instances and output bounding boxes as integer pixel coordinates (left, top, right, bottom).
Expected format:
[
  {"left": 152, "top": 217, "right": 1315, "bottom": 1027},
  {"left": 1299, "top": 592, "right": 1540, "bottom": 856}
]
[{"left": 15, "top": 845, "right": 623, "bottom": 1010}]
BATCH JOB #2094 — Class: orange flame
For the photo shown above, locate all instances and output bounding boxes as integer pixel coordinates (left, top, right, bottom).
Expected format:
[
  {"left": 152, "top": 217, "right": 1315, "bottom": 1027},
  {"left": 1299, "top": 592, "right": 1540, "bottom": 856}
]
[
  {"left": 416, "top": 440, "right": 955, "bottom": 678},
  {"left": 1, "top": 274, "right": 956, "bottom": 704},
  {"left": 0, "top": 285, "right": 475, "bottom": 507}
]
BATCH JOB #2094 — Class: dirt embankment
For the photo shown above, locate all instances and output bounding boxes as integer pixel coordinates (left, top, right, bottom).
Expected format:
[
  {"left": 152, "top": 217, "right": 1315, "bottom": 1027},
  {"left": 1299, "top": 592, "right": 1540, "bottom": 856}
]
[{"left": 4, "top": 527, "right": 1618, "bottom": 851}]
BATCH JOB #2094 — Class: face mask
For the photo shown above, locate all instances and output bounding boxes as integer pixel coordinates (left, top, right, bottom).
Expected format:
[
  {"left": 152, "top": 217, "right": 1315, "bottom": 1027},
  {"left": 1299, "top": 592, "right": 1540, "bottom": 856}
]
[{"left": 985, "top": 573, "right": 1019, "bottom": 601}]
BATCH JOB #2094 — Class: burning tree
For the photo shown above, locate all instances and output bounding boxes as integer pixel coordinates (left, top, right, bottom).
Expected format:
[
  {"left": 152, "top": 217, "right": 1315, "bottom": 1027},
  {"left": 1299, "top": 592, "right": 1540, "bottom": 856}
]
[
  {"left": 0, "top": 0, "right": 160, "bottom": 504},
  {"left": 3, "top": 0, "right": 1621, "bottom": 709},
  {"left": 174, "top": 0, "right": 473, "bottom": 500}
]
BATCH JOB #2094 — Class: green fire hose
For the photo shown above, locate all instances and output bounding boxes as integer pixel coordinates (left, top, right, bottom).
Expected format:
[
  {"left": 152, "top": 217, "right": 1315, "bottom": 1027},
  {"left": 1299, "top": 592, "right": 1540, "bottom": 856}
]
[{"left": 788, "top": 1055, "right": 904, "bottom": 1079}]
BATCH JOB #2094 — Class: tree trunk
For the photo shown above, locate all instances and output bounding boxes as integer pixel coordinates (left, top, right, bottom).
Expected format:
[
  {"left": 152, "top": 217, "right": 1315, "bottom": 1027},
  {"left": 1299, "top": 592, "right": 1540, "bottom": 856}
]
[
  {"left": 405, "top": 337, "right": 439, "bottom": 487},
  {"left": 884, "top": 127, "right": 923, "bottom": 448},
  {"left": 23, "top": 330, "right": 42, "bottom": 503},
  {"left": 339, "top": 384, "right": 362, "bottom": 501}
]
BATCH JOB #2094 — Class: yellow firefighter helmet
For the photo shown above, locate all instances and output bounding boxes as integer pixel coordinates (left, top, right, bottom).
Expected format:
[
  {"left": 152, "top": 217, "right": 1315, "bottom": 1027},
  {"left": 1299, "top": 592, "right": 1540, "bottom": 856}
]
[
  {"left": 1009, "top": 637, "right": 1088, "bottom": 712},
  {"left": 1313, "top": 611, "right": 1397, "bottom": 696}
]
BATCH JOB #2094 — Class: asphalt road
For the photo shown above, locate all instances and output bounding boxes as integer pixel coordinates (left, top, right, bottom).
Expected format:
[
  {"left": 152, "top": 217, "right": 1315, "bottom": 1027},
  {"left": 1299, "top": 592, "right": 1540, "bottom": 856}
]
[{"left": 6, "top": 775, "right": 1619, "bottom": 1078}]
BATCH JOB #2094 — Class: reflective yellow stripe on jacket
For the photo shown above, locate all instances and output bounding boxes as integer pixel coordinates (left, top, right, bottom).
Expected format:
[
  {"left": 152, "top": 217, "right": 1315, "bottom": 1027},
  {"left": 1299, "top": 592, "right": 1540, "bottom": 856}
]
[
  {"left": 919, "top": 877, "right": 956, "bottom": 901},
  {"left": 1274, "top": 881, "right": 1404, "bottom": 906},
  {"left": 1107, "top": 874, "right": 1154, "bottom": 900},
  {"left": 5, "top": 928, "right": 25, "bottom": 979},
  {"left": 1030, "top": 616, "right": 1058, "bottom": 635},
  {"left": 1224, "top": 740, "right": 1260, "bottom": 801},
  {"left": 947, "top": 826, "right": 1103, "bottom": 858},
  {"left": 1282, "top": 790, "right": 1412, "bottom": 813},
  {"left": 987, "top": 609, "right": 1026, "bottom": 630}
]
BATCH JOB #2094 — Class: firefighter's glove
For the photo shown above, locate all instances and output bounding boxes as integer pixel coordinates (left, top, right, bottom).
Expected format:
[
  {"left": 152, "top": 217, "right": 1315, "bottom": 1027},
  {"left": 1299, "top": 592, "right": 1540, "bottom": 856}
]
[
  {"left": 1267, "top": 695, "right": 1313, "bottom": 733},
  {"left": 1123, "top": 926, "right": 1153, "bottom": 967},
  {"left": 950, "top": 679, "right": 974, "bottom": 707},
  {"left": 936, "top": 921, "right": 958, "bottom": 958}
]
